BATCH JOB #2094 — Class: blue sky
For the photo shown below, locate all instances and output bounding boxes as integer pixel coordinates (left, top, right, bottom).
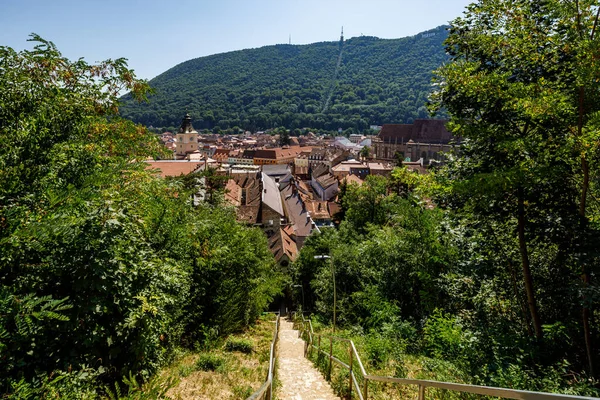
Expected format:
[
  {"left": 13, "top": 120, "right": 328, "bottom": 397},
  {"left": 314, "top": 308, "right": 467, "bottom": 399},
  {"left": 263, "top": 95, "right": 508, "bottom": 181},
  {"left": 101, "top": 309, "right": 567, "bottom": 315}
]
[{"left": 1, "top": 0, "right": 472, "bottom": 80}]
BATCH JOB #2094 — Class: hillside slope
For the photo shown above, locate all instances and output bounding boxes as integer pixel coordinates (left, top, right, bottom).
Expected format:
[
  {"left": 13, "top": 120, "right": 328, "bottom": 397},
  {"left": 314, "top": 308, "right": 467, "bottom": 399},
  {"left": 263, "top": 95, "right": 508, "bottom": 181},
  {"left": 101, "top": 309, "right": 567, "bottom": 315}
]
[{"left": 120, "top": 26, "right": 448, "bottom": 131}]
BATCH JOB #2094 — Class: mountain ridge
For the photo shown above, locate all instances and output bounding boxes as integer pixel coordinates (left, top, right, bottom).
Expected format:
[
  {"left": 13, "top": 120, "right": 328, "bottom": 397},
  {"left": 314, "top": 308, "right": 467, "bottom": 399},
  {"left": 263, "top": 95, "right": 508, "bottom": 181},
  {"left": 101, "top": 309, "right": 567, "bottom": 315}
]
[{"left": 120, "top": 26, "right": 449, "bottom": 132}]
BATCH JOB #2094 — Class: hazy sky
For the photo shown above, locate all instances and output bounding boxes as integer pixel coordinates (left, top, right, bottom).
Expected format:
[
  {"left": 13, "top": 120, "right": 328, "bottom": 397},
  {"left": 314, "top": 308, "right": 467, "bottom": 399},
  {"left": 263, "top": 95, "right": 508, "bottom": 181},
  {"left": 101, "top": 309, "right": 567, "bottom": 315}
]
[{"left": 1, "top": 0, "right": 472, "bottom": 80}]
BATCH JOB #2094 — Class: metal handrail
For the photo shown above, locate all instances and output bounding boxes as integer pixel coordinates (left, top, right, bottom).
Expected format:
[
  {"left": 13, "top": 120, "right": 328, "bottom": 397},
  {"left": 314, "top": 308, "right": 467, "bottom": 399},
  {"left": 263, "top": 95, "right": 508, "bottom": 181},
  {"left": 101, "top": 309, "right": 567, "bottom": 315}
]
[
  {"left": 294, "top": 312, "right": 598, "bottom": 400},
  {"left": 247, "top": 312, "right": 280, "bottom": 400}
]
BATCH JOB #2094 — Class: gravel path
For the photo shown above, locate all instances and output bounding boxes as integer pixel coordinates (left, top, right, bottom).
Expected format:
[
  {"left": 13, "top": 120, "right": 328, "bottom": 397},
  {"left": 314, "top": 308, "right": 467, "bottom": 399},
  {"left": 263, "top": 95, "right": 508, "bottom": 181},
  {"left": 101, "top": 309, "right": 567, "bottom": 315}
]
[{"left": 277, "top": 319, "right": 339, "bottom": 400}]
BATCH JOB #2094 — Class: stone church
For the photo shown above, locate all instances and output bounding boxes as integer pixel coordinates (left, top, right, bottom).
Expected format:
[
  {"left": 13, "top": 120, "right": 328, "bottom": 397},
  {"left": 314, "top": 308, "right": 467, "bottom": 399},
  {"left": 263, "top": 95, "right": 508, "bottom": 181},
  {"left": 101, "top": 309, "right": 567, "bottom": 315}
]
[{"left": 372, "top": 119, "right": 459, "bottom": 164}]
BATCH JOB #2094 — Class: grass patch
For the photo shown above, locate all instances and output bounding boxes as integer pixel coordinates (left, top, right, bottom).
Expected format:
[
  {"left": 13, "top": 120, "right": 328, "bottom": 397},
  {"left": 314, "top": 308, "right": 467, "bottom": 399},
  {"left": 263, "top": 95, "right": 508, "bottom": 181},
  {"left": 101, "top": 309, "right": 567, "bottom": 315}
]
[
  {"left": 159, "top": 313, "right": 277, "bottom": 400},
  {"left": 177, "top": 363, "right": 195, "bottom": 378}
]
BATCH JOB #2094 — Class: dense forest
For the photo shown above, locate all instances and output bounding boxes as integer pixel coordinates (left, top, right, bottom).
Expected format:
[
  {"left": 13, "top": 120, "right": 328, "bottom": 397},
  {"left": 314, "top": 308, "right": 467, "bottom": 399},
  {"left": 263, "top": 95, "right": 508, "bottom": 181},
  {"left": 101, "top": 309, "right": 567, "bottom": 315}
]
[
  {"left": 292, "top": 1, "right": 600, "bottom": 396},
  {"left": 0, "top": 37, "right": 281, "bottom": 397},
  {"left": 119, "top": 26, "right": 448, "bottom": 132}
]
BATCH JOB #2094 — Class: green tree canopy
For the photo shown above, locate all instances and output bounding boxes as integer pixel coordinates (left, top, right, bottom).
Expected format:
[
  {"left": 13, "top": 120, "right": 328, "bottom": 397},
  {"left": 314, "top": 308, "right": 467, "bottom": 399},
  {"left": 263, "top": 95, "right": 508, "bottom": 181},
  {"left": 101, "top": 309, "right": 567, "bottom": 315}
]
[
  {"left": 0, "top": 36, "right": 281, "bottom": 396},
  {"left": 430, "top": 0, "right": 600, "bottom": 376}
]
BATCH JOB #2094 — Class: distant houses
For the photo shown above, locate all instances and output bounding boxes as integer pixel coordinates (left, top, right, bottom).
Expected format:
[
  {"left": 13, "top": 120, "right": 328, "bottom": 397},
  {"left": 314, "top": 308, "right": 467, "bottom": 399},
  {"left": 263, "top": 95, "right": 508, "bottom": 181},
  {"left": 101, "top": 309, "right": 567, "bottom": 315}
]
[{"left": 147, "top": 114, "right": 459, "bottom": 265}]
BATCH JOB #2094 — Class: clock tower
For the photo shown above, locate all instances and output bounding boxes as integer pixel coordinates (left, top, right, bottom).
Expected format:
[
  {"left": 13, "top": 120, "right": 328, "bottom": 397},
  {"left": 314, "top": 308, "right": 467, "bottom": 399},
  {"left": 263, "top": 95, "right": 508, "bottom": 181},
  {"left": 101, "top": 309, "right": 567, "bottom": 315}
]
[{"left": 175, "top": 113, "right": 198, "bottom": 157}]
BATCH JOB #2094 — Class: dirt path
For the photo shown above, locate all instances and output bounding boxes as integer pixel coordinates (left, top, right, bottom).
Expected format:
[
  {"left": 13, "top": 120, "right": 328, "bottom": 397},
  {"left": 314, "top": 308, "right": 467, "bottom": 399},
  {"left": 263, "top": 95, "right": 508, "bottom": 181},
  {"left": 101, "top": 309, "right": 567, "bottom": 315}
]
[{"left": 277, "top": 319, "right": 339, "bottom": 400}]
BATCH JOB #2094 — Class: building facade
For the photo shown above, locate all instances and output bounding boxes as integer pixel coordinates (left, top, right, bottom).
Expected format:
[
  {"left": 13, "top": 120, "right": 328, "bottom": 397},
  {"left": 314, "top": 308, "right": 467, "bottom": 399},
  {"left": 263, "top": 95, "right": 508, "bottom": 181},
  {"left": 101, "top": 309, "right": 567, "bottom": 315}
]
[{"left": 372, "top": 120, "right": 459, "bottom": 163}]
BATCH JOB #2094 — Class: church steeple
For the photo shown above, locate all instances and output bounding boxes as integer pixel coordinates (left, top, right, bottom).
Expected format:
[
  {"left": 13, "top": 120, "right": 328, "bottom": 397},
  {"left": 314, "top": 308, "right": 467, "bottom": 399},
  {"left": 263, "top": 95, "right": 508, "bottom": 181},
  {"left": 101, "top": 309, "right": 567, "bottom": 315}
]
[{"left": 178, "top": 113, "right": 196, "bottom": 134}]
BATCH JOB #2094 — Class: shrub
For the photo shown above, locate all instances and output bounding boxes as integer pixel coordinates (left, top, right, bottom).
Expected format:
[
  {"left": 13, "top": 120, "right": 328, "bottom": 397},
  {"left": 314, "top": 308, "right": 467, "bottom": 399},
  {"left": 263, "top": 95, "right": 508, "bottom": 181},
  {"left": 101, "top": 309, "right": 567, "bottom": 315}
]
[
  {"left": 330, "top": 368, "right": 351, "bottom": 398},
  {"left": 422, "top": 309, "right": 470, "bottom": 361},
  {"left": 195, "top": 353, "right": 225, "bottom": 372},
  {"left": 364, "top": 333, "right": 394, "bottom": 369},
  {"left": 224, "top": 338, "right": 254, "bottom": 354}
]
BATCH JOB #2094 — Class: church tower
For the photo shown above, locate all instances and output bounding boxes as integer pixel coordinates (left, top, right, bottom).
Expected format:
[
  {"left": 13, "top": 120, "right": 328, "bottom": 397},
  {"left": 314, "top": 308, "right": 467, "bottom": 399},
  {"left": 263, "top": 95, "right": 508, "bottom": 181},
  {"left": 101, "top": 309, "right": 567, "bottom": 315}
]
[{"left": 175, "top": 113, "right": 199, "bottom": 157}]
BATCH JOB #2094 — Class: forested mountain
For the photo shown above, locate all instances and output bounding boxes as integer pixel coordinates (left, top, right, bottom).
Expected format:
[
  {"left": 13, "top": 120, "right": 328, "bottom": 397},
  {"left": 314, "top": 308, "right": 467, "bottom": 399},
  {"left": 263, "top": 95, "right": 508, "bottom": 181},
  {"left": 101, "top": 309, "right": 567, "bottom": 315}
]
[{"left": 120, "top": 26, "right": 448, "bottom": 132}]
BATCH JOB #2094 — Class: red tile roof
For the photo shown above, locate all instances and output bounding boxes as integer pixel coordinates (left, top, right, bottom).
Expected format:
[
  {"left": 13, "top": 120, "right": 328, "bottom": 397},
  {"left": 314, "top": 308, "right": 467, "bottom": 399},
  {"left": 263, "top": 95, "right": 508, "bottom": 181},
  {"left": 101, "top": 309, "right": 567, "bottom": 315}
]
[
  {"left": 269, "top": 227, "right": 298, "bottom": 263},
  {"left": 145, "top": 161, "right": 203, "bottom": 177},
  {"left": 343, "top": 174, "right": 364, "bottom": 186},
  {"left": 305, "top": 200, "right": 330, "bottom": 220},
  {"left": 254, "top": 146, "right": 311, "bottom": 160}
]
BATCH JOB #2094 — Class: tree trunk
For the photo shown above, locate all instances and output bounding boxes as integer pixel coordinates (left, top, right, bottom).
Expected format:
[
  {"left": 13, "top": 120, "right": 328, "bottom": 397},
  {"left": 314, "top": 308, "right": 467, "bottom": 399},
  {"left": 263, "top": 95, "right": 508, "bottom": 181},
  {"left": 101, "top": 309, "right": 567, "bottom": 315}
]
[
  {"left": 517, "top": 188, "right": 543, "bottom": 339},
  {"left": 508, "top": 259, "right": 534, "bottom": 337},
  {"left": 578, "top": 80, "right": 595, "bottom": 377},
  {"left": 582, "top": 268, "right": 594, "bottom": 378}
]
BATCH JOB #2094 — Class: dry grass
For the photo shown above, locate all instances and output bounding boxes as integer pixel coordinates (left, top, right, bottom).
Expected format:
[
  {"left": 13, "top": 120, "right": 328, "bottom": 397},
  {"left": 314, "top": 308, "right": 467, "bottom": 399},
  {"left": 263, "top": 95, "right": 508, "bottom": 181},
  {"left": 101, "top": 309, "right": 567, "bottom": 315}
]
[{"left": 160, "top": 314, "right": 276, "bottom": 400}]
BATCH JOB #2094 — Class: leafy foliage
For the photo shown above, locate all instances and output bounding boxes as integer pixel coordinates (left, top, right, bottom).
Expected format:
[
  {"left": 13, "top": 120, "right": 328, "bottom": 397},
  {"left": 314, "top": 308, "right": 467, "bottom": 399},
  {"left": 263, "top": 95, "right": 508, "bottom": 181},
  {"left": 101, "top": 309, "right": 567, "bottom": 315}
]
[
  {"left": 0, "top": 36, "right": 281, "bottom": 396},
  {"left": 293, "top": 0, "right": 600, "bottom": 393},
  {"left": 430, "top": 0, "right": 600, "bottom": 379},
  {"left": 294, "top": 163, "right": 599, "bottom": 394}
]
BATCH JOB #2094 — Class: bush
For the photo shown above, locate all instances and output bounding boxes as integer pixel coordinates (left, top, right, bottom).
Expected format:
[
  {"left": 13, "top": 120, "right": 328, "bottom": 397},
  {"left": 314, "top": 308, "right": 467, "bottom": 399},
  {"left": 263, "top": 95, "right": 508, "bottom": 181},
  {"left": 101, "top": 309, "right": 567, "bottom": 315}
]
[
  {"left": 330, "top": 368, "right": 351, "bottom": 398},
  {"left": 422, "top": 309, "right": 471, "bottom": 361},
  {"left": 224, "top": 338, "right": 254, "bottom": 354},
  {"left": 4, "top": 368, "right": 101, "bottom": 400},
  {"left": 364, "top": 333, "right": 394, "bottom": 369},
  {"left": 195, "top": 353, "right": 226, "bottom": 372}
]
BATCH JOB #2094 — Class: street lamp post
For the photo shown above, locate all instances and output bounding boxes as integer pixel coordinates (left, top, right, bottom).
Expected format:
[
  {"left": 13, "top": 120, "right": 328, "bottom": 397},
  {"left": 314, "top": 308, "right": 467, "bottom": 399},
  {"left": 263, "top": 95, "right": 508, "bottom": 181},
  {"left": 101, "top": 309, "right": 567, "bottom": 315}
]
[
  {"left": 293, "top": 284, "right": 305, "bottom": 312},
  {"left": 314, "top": 254, "right": 335, "bottom": 333}
]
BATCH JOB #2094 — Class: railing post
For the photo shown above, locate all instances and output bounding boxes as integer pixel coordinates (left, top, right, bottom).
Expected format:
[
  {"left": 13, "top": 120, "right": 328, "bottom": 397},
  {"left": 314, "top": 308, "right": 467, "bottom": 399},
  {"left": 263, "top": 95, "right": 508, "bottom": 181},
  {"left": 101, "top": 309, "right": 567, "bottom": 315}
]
[
  {"left": 418, "top": 384, "right": 425, "bottom": 400},
  {"left": 317, "top": 335, "right": 321, "bottom": 361},
  {"left": 363, "top": 377, "right": 368, "bottom": 400},
  {"left": 328, "top": 338, "right": 333, "bottom": 380},
  {"left": 348, "top": 343, "right": 353, "bottom": 399}
]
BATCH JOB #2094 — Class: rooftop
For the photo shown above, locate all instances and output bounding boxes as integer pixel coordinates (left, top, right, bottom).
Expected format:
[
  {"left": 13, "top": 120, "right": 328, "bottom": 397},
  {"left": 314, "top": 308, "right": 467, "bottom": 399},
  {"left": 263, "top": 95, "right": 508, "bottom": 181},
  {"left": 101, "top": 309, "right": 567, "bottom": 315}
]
[
  {"left": 268, "top": 228, "right": 298, "bottom": 263},
  {"left": 378, "top": 119, "right": 454, "bottom": 144},
  {"left": 145, "top": 160, "right": 203, "bottom": 177},
  {"left": 261, "top": 173, "right": 284, "bottom": 216}
]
